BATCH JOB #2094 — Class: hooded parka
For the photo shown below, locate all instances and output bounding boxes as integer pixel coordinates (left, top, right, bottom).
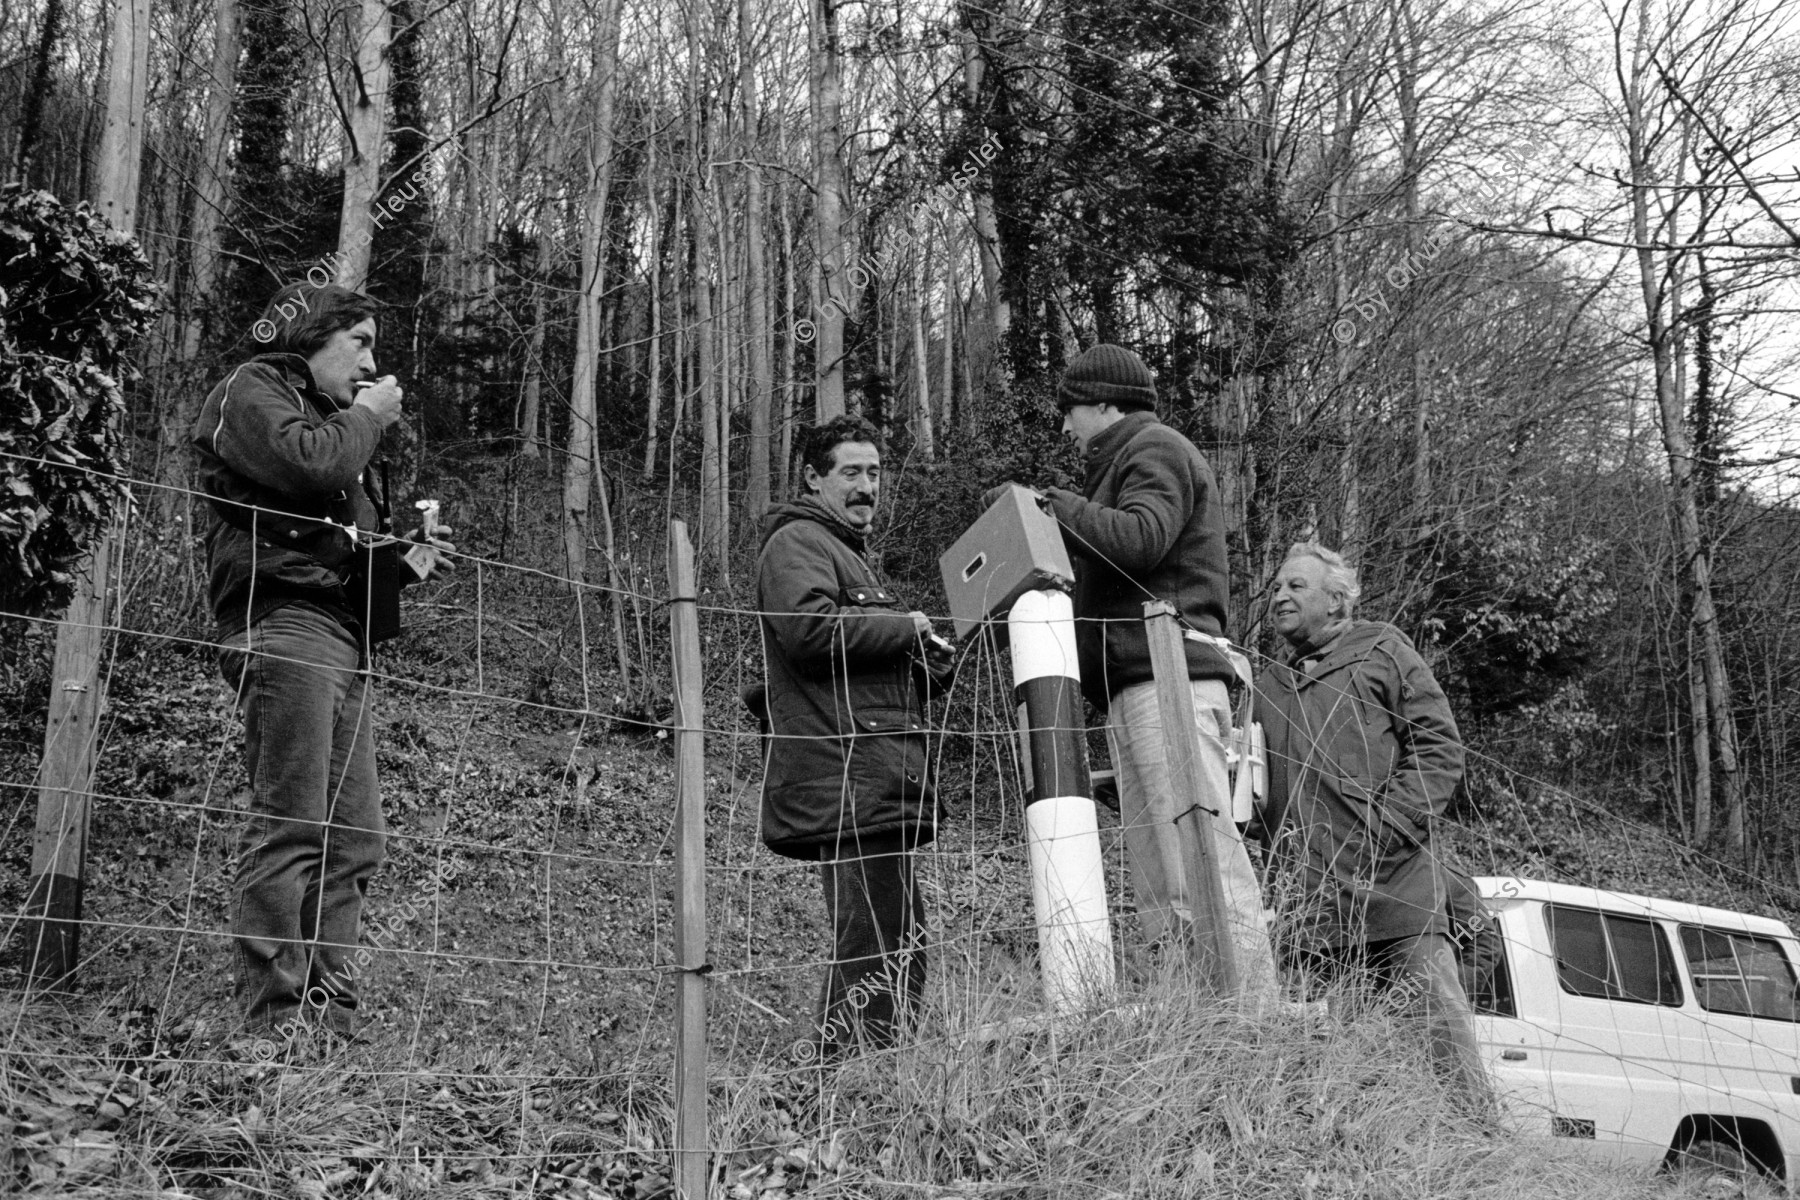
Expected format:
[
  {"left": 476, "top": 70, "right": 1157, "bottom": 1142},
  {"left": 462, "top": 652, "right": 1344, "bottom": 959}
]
[
  {"left": 1256, "top": 620, "right": 1463, "bottom": 949},
  {"left": 755, "top": 497, "right": 937, "bottom": 858}
]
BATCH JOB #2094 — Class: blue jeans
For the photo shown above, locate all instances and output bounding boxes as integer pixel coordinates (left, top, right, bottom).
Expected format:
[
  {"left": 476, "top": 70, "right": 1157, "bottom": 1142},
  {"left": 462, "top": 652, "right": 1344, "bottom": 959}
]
[{"left": 218, "top": 603, "right": 385, "bottom": 1032}]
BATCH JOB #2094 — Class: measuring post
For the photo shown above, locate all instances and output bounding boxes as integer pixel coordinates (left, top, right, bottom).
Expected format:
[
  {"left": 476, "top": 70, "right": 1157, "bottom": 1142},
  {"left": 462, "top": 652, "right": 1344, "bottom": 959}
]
[
  {"left": 1009, "top": 588, "right": 1116, "bottom": 1013},
  {"left": 941, "top": 486, "right": 1114, "bottom": 1014}
]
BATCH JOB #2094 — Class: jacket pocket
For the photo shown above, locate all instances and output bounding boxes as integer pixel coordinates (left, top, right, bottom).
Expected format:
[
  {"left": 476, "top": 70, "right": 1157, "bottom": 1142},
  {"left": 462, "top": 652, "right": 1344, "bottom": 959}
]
[
  {"left": 844, "top": 707, "right": 930, "bottom": 791},
  {"left": 1340, "top": 777, "right": 1423, "bottom": 855},
  {"left": 841, "top": 583, "right": 899, "bottom": 607}
]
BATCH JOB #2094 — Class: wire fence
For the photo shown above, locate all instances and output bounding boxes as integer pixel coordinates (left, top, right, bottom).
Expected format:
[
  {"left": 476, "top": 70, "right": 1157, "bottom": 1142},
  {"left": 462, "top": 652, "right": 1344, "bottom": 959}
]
[{"left": 3, "top": 456, "right": 1798, "bottom": 1197}]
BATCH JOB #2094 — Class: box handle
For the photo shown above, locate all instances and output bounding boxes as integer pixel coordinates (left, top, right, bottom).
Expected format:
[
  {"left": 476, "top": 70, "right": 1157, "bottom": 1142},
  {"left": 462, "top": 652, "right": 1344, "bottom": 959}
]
[{"left": 961, "top": 553, "right": 986, "bottom": 583}]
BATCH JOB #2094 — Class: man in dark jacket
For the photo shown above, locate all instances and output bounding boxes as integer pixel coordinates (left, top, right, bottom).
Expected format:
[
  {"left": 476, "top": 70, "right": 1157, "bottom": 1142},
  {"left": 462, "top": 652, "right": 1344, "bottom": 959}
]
[
  {"left": 757, "top": 415, "right": 950, "bottom": 1060},
  {"left": 193, "top": 282, "right": 451, "bottom": 1040},
  {"left": 1257, "top": 542, "right": 1487, "bottom": 1098},
  {"left": 990, "top": 345, "right": 1279, "bottom": 1000}
]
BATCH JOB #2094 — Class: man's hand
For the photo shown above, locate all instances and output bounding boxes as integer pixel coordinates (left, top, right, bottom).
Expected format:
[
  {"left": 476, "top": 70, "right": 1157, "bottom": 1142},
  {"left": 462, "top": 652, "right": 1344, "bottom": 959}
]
[
  {"left": 353, "top": 375, "right": 404, "bottom": 428},
  {"left": 981, "top": 482, "right": 1047, "bottom": 509},
  {"left": 908, "top": 612, "right": 956, "bottom": 677},
  {"left": 403, "top": 524, "right": 457, "bottom": 579}
]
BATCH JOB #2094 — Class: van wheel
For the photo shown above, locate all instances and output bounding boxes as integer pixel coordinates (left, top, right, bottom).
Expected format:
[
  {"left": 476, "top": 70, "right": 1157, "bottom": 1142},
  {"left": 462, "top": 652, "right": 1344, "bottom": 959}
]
[{"left": 1670, "top": 1137, "right": 1747, "bottom": 1181}]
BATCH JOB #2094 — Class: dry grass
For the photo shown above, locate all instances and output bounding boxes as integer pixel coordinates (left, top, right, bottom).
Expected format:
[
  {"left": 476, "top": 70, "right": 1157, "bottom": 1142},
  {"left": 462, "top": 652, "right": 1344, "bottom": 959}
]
[{"left": 7, "top": 953, "right": 1745, "bottom": 1198}]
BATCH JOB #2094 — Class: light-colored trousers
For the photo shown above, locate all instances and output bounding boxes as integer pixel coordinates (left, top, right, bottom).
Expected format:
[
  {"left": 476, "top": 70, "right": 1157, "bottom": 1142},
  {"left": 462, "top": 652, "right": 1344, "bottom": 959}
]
[{"left": 1107, "top": 678, "right": 1280, "bottom": 1002}]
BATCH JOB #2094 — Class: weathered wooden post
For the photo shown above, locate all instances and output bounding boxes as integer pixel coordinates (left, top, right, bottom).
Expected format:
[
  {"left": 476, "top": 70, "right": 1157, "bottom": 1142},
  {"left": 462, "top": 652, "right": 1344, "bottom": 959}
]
[
  {"left": 1142, "top": 600, "right": 1239, "bottom": 994},
  {"left": 666, "top": 520, "right": 708, "bottom": 1198}
]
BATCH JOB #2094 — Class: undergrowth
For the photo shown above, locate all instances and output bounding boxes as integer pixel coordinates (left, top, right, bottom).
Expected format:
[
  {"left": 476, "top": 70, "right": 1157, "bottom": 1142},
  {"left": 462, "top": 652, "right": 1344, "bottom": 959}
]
[{"left": 2, "top": 961, "right": 1713, "bottom": 1199}]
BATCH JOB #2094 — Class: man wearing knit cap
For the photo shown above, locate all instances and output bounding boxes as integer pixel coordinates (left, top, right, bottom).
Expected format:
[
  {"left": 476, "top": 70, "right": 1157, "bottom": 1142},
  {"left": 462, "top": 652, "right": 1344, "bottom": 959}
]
[{"left": 987, "top": 344, "right": 1279, "bottom": 999}]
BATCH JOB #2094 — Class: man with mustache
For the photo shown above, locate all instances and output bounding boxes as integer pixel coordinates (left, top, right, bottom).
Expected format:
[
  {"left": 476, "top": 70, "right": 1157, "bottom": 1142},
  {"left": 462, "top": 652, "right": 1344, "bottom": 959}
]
[
  {"left": 1257, "top": 542, "right": 1488, "bottom": 1102},
  {"left": 754, "top": 415, "right": 953, "bottom": 1061}
]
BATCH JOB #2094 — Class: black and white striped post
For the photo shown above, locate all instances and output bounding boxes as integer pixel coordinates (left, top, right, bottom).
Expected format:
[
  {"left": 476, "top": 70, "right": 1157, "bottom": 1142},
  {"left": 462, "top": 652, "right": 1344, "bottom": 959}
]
[{"left": 1010, "top": 588, "right": 1115, "bottom": 1014}]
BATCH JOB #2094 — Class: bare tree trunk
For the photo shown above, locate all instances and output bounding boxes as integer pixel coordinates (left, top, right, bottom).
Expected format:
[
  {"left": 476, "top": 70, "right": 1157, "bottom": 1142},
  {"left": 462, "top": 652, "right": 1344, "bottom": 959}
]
[
  {"left": 596, "top": 470, "right": 634, "bottom": 702},
  {"left": 715, "top": 195, "right": 735, "bottom": 560},
  {"left": 688, "top": 9, "right": 725, "bottom": 571},
  {"left": 331, "top": 0, "right": 391, "bottom": 287},
  {"left": 960, "top": 21, "right": 1009, "bottom": 351},
  {"left": 1688, "top": 629, "right": 1712, "bottom": 843},
  {"left": 1624, "top": 0, "right": 1742, "bottom": 850},
  {"left": 809, "top": 0, "right": 848, "bottom": 419},
  {"left": 182, "top": 0, "right": 238, "bottom": 359},
  {"left": 642, "top": 141, "right": 665, "bottom": 481},
  {"left": 11, "top": 0, "right": 67, "bottom": 184},
  {"left": 670, "top": 180, "right": 689, "bottom": 476},
  {"left": 24, "top": 0, "right": 148, "bottom": 987},
  {"left": 776, "top": 156, "right": 796, "bottom": 496},
  {"left": 1328, "top": 65, "right": 1360, "bottom": 557},
  {"left": 910, "top": 230, "right": 934, "bottom": 457},
  {"left": 92, "top": 0, "right": 149, "bottom": 232},
  {"left": 524, "top": 30, "right": 572, "bottom": 461},
  {"left": 561, "top": 0, "right": 623, "bottom": 584},
  {"left": 940, "top": 227, "right": 958, "bottom": 437},
  {"left": 518, "top": 202, "right": 553, "bottom": 459},
  {"left": 1394, "top": 0, "right": 1431, "bottom": 523},
  {"left": 153, "top": 0, "right": 240, "bottom": 518},
  {"left": 741, "top": 0, "right": 772, "bottom": 521}
]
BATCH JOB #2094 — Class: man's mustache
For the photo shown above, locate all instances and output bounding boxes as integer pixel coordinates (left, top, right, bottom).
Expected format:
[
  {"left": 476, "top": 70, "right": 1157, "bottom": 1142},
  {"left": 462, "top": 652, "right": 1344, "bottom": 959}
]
[{"left": 847, "top": 494, "right": 873, "bottom": 506}]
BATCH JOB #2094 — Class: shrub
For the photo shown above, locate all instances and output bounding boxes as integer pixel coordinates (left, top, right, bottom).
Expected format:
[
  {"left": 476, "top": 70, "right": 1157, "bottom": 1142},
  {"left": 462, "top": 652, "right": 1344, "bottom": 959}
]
[{"left": 0, "top": 185, "right": 159, "bottom": 617}]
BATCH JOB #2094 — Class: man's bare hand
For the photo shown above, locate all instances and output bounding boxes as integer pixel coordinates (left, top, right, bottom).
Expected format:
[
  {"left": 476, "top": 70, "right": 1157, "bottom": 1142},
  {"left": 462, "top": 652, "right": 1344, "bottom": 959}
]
[
  {"left": 909, "top": 611, "right": 932, "bottom": 638},
  {"left": 404, "top": 525, "right": 457, "bottom": 579},
  {"left": 354, "top": 375, "right": 404, "bottom": 428}
]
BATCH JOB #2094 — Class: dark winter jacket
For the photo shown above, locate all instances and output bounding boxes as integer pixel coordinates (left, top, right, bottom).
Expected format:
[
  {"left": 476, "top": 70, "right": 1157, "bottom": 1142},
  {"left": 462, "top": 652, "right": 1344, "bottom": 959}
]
[
  {"left": 755, "top": 497, "right": 937, "bottom": 859},
  {"left": 1042, "top": 410, "right": 1234, "bottom": 711},
  {"left": 191, "top": 354, "right": 385, "bottom": 639},
  {"left": 1255, "top": 620, "right": 1463, "bottom": 949}
]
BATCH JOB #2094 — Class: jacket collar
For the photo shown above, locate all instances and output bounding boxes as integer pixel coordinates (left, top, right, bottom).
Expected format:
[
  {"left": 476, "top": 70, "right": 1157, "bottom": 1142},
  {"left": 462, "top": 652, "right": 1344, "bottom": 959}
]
[
  {"left": 252, "top": 352, "right": 346, "bottom": 414},
  {"left": 759, "top": 495, "right": 869, "bottom": 553},
  {"left": 1280, "top": 619, "right": 1387, "bottom": 687},
  {"left": 1083, "top": 409, "right": 1160, "bottom": 489}
]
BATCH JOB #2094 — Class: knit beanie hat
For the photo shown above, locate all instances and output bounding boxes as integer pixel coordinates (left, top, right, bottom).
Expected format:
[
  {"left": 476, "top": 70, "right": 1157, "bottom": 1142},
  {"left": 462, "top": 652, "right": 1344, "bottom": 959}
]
[{"left": 1057, "top": 344, "right": 1157, "bottom": 412}]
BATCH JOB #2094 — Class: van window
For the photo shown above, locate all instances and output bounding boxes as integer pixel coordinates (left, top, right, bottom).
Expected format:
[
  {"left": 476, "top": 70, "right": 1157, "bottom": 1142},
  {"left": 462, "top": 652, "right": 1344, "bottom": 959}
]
[
  {"left": 1546, "top": 905, "right": 1683, "bottom": 1006},
  {"left": 1458, "top": 922, "right": 1515, "bottom": 1018},
  {"left": 1678, "top": 926, "right": 1800, "bottom": 1022}
]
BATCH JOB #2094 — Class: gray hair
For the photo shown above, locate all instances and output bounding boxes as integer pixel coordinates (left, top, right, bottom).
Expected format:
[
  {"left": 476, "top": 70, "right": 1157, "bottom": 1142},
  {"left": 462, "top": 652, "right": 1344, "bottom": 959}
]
[{"left": 1285, "top": 542, "right": 1360, "bottom": 617}]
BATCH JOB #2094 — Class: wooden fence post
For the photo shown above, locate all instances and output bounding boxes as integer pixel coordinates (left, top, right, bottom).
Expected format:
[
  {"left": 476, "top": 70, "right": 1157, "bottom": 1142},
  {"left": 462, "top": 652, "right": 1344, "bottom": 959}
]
[
  {"left": 666, "top": 520, "right": 709, "bottom": 1198},
  {"left": 22, "top": 532, "right": 115, "bottom": 988},
  {"left": 22, "top": 0, "right": 149, "bottom": 992},
  {"left": 1142, "top": 600, "right": 1239, "bottom": 994}
]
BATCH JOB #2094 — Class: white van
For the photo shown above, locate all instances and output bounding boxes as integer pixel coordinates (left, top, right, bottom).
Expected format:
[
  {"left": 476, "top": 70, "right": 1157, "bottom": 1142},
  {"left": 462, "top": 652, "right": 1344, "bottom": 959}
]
[{"left": 1464, "top": 877, "right": 1800, "bottom": 1182}]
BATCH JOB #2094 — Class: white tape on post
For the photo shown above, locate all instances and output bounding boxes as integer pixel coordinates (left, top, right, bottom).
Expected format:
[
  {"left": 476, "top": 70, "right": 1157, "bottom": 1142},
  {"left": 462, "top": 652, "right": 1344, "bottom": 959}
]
[{"left": 1009, "top": 589, "right": 1115, "bottom": 1014}]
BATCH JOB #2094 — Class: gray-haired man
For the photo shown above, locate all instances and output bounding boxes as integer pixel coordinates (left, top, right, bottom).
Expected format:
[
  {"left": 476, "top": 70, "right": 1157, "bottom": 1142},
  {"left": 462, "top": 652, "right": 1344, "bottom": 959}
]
[{"left": 1256, "top": 542, "right": 1488, "bottom": 1102}]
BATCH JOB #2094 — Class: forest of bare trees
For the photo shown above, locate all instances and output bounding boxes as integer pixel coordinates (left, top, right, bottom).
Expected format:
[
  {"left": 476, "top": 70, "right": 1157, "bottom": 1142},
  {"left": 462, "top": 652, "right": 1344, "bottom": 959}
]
[{"left": 5, "top": 0, "right": 1800, "bottom": 876}]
